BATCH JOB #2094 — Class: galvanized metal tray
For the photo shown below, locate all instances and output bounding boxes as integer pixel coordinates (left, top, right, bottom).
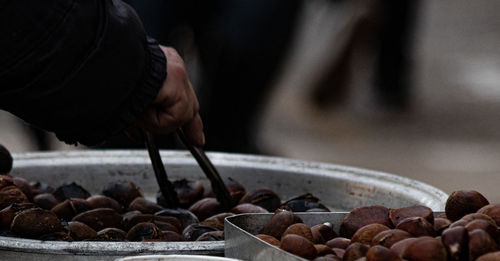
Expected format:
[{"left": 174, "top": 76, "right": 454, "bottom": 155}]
[
  {"left": 0, "top": 150, "right": 447, "bottom": 260},
  {"left": 224, "top": 212, "right": 444, "bottom": 261},
  {"left": 225, "top": 213, "right": 347, "bottom": 261}
]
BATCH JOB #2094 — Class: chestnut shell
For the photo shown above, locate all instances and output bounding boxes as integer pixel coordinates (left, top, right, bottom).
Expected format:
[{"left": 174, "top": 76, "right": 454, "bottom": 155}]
[
  {"left": 126, "top": 222, "right": 162, "bottom": 241},
  {"left": 72, "top": 208, "right": 123, "bottom": 231},
  {"left": 445, "top": 190, "right": 489, "bottom": 221},
  {"left": 240, "top": 188, "right": 281, "bottom": 212},
  {"left": 339, "top": 205, "right": 392, "bottom": 238},
  {"left": 11, "top": 208, "right": 64, "bottom": 238},
  {"left": 53, "top": 182, "right": 91, "bottom": 201},
  {"left": 102, "top": 181, "right": 143, "bottom": 207}
]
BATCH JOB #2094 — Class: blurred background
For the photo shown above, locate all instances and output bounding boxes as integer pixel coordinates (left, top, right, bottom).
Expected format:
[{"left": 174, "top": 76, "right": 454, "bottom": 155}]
[{"left": 2, "top": 0, "right": 500, "bottom": 201}]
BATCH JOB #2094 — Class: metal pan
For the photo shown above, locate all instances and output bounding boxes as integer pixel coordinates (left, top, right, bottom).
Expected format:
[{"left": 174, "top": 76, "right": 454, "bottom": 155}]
[
  {"left": 224, "top": 212, "right": 444, "bottom": 261},
  {"left": 116, "top": 255, "right": 242, "bottom": 261},
  {"left": 225, "top": 213, "right": 346, "bottom": 261},
  {"left": 0, "top": 150, "right": 447, "bottom": 260}
]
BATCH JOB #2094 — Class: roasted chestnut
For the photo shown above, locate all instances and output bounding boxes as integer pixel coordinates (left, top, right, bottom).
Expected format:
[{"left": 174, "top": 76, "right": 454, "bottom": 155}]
[
  {"left": 204, "top": 177, "right": 246, "bottom": 205},
  {"left": 188, "top": 197, "right": 222, "bottom": 221},
  {"left": 311, "top": 223, "right": 337, "bottom": 244},
  {"left": 441, "top": 226, "right": 468, "bottom": 261},
  {"left": 340, "top": 205, "right": 392, "bottom": 238},
  {"left": 155, "top": 208, "right": 199, "bottom": 229},
  {"left": 224, "top": 177, "right": 246, "bottom": 204},
  {"left": 326, "top": 237, "right": 351, "bottom": 249},
  {"left": 460, "top": 212, "right": 496, "bottom": 226},
  {"left": 282, "top": 223, "right": 314, "bottom": 242},
  {"left": 330, "top": 250, "right": 344, "bottom": 260},
  {"left": 230, "top": 203, "right": 268, "bottom": 214},
  {"left": 402, "top": 236, "right": 447, "bottom": 261},
  {"left": 126, "top": 222, "right": 162, "bottom": 241},
  {"left": 128, "top": 197, "right": 164, "bottom": 214},
  {"left": 464, "top": 219, "right": 497, "bottom": 239},
  {"left": 154, "top": 220, "right": 180, "bottom": 233},
  {"left": 371, "top": 229, "right": 412, "bottom": 248},
  {"left": 0, "top": 203, "right": 35, "bottom": 229},
  {"left": 102, "top": 181, "right": 143, "bottom": 207},
  {"left": 280, "top": 193, "right": 329, "bottom": 212},
  {"left": 72, "top": 208, "right": 123, "bottom": 231},
  {"left": 433, "top": 217, "right": 451, "bottom": 235},
  {"left": 200, "top": 212, "right": 234, "bottom": 231},
  {"left": 182, "top": 224, "right": 218, "bottom": 241},
  {"left": 0, "top": 175, "right": 14, "bottom": 190},
  {"left": 161, "top": 230, "right": 186, "bottom": 241},
  {"left": 33, "top": 193, "right": 59, "bottom": 210},
  {"left": 390, "top": 237, "right": 418, "bottom": 257},
  {"left": 395, "top": 216, "right": 436, "bottom": 237},
  {"left": 314, "top": 244, "right": 335, "bottom": 256},
  {"left": 445, "top": 190, "right": 489, "bottom": 221},
  {"left": 240, "top": 188, "right": 281, "bottom": 212},
  {"left": 66, "top": 221, "right": 97, "bottom": 240},
  {"left": 477, "top": 204, "right": 500, "bottom": 226},
  {"left": 172, "top": 178, "right": 204, "bottom": 208},
  {"left": 260, "top": 209, "right": 303, "bottom": 240},
  {"left": 123, "top": 212, "right": 181, "bottom": 232},
  {"left": 195, "top": 230, "right": 224, "bottom": 241},
  {"left": 343, "top": 242, "right": 369, "bottom": 261},
  {"left": 313, "top": 255, "right": 341, "bottom": 261},
  {"left": 468, "top": 229, "right": 497, "bottom": 260},
  {"left": 86, "top": 195, "right": 123, "bottom": 213},
  {"left": 154, "top": 215, "right": 182, "bottom": 231},
  {"left": 477, "top": 251, "right": 500, "bottom": 261},
  {"left": 365, "top": 245, "right": 402, "bottom": 261},
  {"left": 12, "top": 177, "right": 33, "bottom": 201},
  {"left": 449, "top": 219, "right": 469, "bottom": 229},
  {"left": 389, "top": 205, "right": 434, "bottom": 226},
  {"left": 51, "top": 198, "right": 93, "bottom": 221},
  {"left": 10, "top": 208, "right": 64, "bottom": 238},
  {"left": 94, "top": 228, "right": 127, "bottom": 241},
  {"left": 0, "top": 185, "right": 29, "bottom": 209},
  {"left": 351, "top": 223, "right": 390, "bottom": 245},
  {"left": 53, "top": 182, "right": 91, "bottom": 201},
  {"left": 280, "top": 234, "right": 318, "bottom": 260},
  {"left": 256, "top": 234, "right": 280, "bottom": 246}
]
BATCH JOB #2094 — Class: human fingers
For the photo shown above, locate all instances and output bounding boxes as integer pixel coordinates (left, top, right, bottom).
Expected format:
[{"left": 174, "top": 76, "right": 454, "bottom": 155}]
[{"left": 182, "top": 113, "right": 205, "bottom": 147}]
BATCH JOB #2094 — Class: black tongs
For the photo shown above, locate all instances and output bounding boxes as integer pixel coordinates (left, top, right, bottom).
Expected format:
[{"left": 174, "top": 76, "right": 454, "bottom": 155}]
[{"left": 143, "top": 130, "right": 233, "bottom": 211}]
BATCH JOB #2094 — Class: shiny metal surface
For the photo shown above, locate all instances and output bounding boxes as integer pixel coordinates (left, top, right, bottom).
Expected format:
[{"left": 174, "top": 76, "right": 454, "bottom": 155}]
[
  {"left": 225, "top": 212, "right": 444, "bottom": 261},
  {"left": 1, "top": 150, "right": 447, "bottom": 260},
  {"left": 225, "top": 213, "right": 347, "bottom": 261},
  {"left": 116, "top": 254, "right": 242, "bottom": 261}
]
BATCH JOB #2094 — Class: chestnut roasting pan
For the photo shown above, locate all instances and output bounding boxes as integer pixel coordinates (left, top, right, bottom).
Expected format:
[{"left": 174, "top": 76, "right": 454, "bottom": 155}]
[
  {"left": 0, "top": 150, "right": 447, "bottom": 260},
  {"left": 224, "top": 212, "right": 445, "bottom": 261}
]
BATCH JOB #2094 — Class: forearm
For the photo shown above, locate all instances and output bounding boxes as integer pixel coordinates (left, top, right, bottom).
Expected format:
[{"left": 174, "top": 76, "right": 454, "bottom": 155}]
[{"left": 0, "top": 0, "right": 166, "bottom": 146}]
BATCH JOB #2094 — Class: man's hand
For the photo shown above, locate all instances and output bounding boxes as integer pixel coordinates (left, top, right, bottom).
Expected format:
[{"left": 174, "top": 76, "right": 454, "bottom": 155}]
[{"left": 138, "top": 46, "right": 205, "bottom": 147}]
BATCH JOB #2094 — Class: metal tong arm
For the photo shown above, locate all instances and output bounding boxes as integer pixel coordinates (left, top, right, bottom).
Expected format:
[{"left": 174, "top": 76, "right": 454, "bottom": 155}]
[
  {"left": 176, "top": 130, "right": 234, "bottom": 211},
  {"left": 143, "top": 131, "right": 179, "bottom": 208}
]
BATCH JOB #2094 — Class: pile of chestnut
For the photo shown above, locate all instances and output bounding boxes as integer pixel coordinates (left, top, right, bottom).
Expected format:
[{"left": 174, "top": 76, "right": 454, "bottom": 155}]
[
  {"left": 0, "top": 145, "right": 329, "bottom": 242},
  {"left": 255, "top": 190, "right": 500, "bottom": 261}
]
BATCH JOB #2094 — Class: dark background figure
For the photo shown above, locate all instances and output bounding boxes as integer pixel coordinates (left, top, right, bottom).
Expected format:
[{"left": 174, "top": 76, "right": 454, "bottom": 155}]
[
  {"left": 100, "top": 0, "right": 302, "bottom": 153},
  {"left": 311, "top": 0, "right": 420, "bottom": 111},
  {"left": 374, "top": 0, "right": 420, "bottom": 110}
]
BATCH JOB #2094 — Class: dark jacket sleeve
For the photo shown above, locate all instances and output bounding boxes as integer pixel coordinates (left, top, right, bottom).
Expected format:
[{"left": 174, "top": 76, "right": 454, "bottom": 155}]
[{"left": 0, "top": 0, "right": 166, "bottom": 146}]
